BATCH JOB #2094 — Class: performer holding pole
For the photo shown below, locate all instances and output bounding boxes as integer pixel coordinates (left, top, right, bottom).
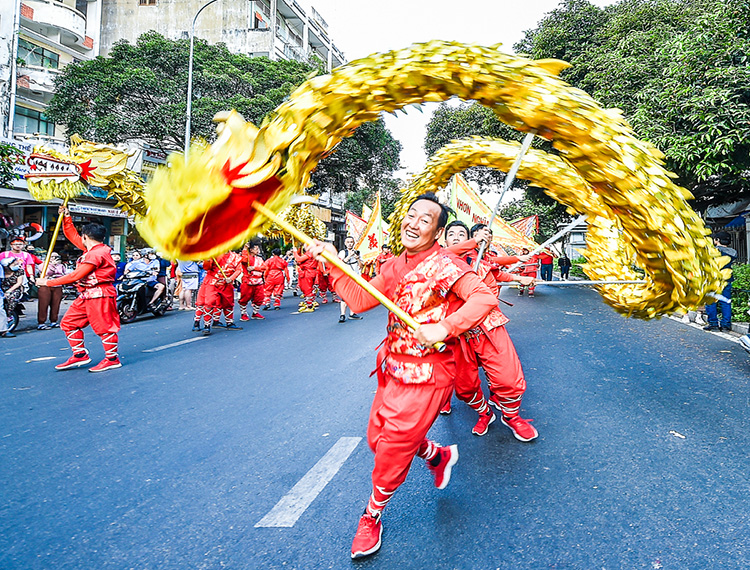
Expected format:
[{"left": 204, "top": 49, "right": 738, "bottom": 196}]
[
  {"left": 473, "top": 131, "right": 536, "bottom": 270},
  {"left": 36, "top": 205, "right": 121, "bottom": 372},
  {"left": 307, "top": 193, "right": 497, "bottom": 559},
  {"left": 445, "top": 222, "right": 538, "bottom": 440}
]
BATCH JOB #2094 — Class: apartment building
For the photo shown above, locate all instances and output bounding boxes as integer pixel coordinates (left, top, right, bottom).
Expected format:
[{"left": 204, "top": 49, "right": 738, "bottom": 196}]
[
  {"left": 1, "top": 0, "right": 103, "bottom": 142},
  {"left": 99, "top": 0, "right": 346, "bottom": 72}
]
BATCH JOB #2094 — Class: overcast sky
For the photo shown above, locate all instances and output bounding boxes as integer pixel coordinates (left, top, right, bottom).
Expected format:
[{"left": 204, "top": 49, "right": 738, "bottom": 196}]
[{"left": 299, "top": 0, "right": 607, "bottom": 178}]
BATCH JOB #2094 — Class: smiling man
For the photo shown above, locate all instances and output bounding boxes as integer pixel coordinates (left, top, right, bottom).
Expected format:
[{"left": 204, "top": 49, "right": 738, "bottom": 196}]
[{"left": 307, "top": 192, "right": 497, "bottom": 559}]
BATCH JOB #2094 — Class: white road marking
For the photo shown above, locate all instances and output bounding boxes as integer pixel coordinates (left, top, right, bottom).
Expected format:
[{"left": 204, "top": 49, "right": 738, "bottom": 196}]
[
  {"left": 26, "top": 356, "right": 57, "bottom": 363},
  {"left": 255, "top": 436, "right": 361, "bottom": 528},
  {"left": 142, "top": 337, "right": 208, "bottom": 353}
]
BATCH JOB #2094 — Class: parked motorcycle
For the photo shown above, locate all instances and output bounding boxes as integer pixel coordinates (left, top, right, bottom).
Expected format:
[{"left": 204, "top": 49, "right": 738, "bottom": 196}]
[{"left": 116, "top": 270, "right": 170, "bottom": 323}]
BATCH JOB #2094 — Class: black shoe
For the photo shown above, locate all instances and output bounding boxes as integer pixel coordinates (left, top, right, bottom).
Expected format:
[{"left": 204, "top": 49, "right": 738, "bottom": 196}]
[
  {"left": 202, "top": 324, "right": 211, "bottom": 336},
  {"left": 192, "top": 320, "right": 201, "bottom": 332},
  {"left": 274, "top": 306, "right": 280, "bottom": 310},
  {"left": 703, "top": 324, "right": 721, "bottom": 331},
  {"left": 262, "top": 305, "right": 270, "bottom": 311},
  {"left": 348, "top": 314, "right": 362, "bottom": 320},
  {"left": 339, "top": 315, "right": 346, "bottom": 323},
  {"left": 225, "top": 323, "right": 243, "bottom": 330},
  {"left": 213, "top": 321, "right": 226, "bottom": 328}
]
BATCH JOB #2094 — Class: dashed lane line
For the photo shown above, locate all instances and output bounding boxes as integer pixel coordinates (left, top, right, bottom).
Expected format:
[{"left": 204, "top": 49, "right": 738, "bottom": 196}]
[
  {"left": 142, "top": 337, "right": 208, "bottom": 353},
  {"left": 255, "top": 436, "right": 362, "bottom": 528}
]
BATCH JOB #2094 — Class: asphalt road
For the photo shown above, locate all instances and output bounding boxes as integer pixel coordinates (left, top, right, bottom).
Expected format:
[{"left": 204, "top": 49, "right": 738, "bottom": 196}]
[{"left": 2, "top": 287, "right": 749, "bottom": 570}]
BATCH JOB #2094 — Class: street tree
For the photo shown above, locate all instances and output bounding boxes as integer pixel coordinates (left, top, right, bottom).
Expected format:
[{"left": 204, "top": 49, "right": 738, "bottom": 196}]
[
  {"left": 515, "top": 0, "right": 750, "bottom": 209},
  {"left": 46, "top": 32, "right": 403, "bottom": 201}
]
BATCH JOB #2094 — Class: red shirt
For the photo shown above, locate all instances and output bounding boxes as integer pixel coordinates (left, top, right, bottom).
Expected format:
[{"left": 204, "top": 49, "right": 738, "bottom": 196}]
[
  {"left": 263, "top": 256, "right": 290, "bottom": 282},
  {"left": 46, "top": 216, "right": 116, "bottom": 298},
  {"left": 539, "top": 252, "right": 554, "bottom": 265},
  {"left": 329, "top": 242, "right": 496, "bottom": 339}
]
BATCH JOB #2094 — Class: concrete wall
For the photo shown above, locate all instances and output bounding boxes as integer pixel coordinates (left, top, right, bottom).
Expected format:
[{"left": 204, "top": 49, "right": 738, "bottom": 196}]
[
  {"left": 0, "top": 0, "right": 21, "bottom": 138},
  {"left": 100, "top": 0, "right": 257, "bottom": 55}
]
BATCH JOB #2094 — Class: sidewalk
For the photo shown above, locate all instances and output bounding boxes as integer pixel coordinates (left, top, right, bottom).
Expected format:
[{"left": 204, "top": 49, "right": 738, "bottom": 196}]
[{"left": 12, "top": 296, "right": 76, "bottom": 333}]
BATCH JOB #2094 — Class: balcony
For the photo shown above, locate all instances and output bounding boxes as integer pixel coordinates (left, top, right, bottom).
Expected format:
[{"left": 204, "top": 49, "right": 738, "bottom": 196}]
[
  {"left": 21, "top": 0, "right": 89, "bottom": 50},
  {"left": 16, "top": 65, "right": 60, "bottom": 101}
]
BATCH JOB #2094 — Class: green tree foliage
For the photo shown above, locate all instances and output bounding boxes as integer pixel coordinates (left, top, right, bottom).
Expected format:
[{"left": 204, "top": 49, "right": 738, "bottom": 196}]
[
  {"left": 732, "top": 263, "right": 750, "bottom": 321},
  {"left": 344, "top": 177, "right": 401, "bottom": 221},
  {"left": 47, "top": 32, "right": 313, "bottom": 151},
  {"left": 0, "top": 142, "right": 23, "bottom": 187},
  {"left": 498, "top": 195, "right": 569, "bottom": 243},
  {"left": 311, "top": 119, "right": 402, "bottom": 196},
  {"left": 47, "top": 32, "right": 402, "bottom": 199},
  {"left": 424, "top": 102, "right": 523, "bottom": 186},
  {"left": 515, "top": 0, "right": 750, "bottom": 209}
]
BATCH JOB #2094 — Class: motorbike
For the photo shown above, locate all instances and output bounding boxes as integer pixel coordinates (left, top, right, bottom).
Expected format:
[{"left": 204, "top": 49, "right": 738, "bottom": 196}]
[{"left": 116, "top": 270, "right": 170, "bottom": 324}]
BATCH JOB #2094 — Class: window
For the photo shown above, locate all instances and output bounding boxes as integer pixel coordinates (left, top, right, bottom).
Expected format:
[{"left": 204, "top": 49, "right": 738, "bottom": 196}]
[
  {"left": 14, "top": 106, "right": 55, "bottom": 136},
  {"left": 139, "top": 0, "right": 157, "bottom": 5},
  {"left": 17, "top": 39, "right": 59, "bottom": 69}
]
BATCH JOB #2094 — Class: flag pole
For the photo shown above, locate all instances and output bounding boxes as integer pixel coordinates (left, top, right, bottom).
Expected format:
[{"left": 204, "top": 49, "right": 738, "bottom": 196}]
[{"left": 473, "top": 130, "right": 536, "bottom": 271}]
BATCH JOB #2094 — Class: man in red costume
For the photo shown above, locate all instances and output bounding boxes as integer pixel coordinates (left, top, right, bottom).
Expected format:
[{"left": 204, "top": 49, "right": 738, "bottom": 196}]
[
  {"left": 315, "top": 258, "right": 332, "bottom": 304},
  {"left": 37, "top": 206, "right": 121, "bottom": 372},
  {"left": 373, "top": 244, "right": 394, "bottom": 276},
  {"left": 292, "top": 246, "right": 318, "bottom": 313},
  {"left": 307, "top": 193, "right": 497, "bottom": 560},
  {"left": 517, "top": 247, "right": 540, "bottom": 297},
  {"left": 201, "top": 251, "right": 242, "bottom": 334},
  {"left": 262, "top": 248, "right": 289, "bottom": 310},
  {"left": 444, "top": 221, "right": 538, "bottom": 441},
  {"left": 239, "top": 242, "right": 266, "bottom": 321}
]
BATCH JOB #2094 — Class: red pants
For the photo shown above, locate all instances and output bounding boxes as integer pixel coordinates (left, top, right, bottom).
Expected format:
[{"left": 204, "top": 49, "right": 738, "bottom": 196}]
[
  {"left": 61, "top": 295, "right": 120, "bottom": 335},
  {"left": 316, "top": 272, "right": 330, "bottom": 295},
  {"left": 239, "top": 283, "right": 265, "bottom": 307},
  {"left": 298, "top": 269, "right": 316, "bottom": 298},
  {"left": 368, "top": 359, "right": 455, "bottom": 500},
  {"left": 456, "top": 326, "right": 525, "bottom": 415},
  {"left": 196, "top": 281, "right": 208, "bottom": 307},
  {"left": 205, "top": 283, "right": 233, "bottom": 310},
  {"left": 264, "top": 275, "right": 284, "bottom": 303}
]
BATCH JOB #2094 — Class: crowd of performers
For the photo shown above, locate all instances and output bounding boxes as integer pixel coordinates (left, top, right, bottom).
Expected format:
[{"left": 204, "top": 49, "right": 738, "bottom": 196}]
[
  {"left": 36, "top": 193, "right": 550, "bottom": 559},
  {"left": 306, "top": 192, "right": 547, "bottom": 559}
]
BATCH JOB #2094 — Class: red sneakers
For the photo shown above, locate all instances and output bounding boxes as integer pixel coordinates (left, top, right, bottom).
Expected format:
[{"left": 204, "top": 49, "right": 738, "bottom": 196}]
[
  {"left": 439, "top": 401, "right": 452, "bottom": 415},
  {"left": 501, "top": 415, "right": 538, "bottom": 442},
  {"left": 55, "top": 351, "right": 91, "bottom": 371},
  {"left": 472, "top": 410, "right": 496, "bottom": 436},
  {"left": 240, "top": 314, "right": 250, "bottom": 321},
  {"left": 89, "top": 357, "right": 122, "bottom": 373},
  {"left": 351, "top": 513, "right": 383, "bottom": 559},
  {"left": 251, "top": 313, "right": 265, "bottom": 320},
  {"left": 427, "top": 444, "right": 459, "bottom": 490}
]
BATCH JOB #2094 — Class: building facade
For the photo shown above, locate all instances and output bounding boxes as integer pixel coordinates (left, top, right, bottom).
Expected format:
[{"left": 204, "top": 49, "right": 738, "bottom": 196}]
[{"left": 99, "top": 0, "right": 345, "bottom": 72}]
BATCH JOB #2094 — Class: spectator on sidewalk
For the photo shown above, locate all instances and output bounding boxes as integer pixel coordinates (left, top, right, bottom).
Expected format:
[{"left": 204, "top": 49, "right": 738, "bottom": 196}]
[
  {"left": 703, "top": 231, "right": 737, "bottom": 332},
  {"left": 0, "top": 235, "right": 42, "bottom": 286},
  {"left": 539, "top": 250, "right": 554, "bottom": 281},
  {"left": 177, "top": 259, "right": 201, "bottom": 310},
  {"left": 0, "top": 260, "right": 14, "bottom": 338},
  {"left": 37, "top": 252, "right": 67, "bottom": 330},
  {"left": 558, "top": 254, "right": 571, "bottom": 280},
  {"left": 1, "top": 257, "right": 25, "bottom": 322}
]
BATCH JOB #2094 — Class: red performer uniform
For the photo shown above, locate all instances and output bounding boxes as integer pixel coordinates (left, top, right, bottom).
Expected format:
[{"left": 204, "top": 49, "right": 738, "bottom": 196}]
[
  {"left": 263, "top": 254, "right": 290, "bottom": 309},
  {"left": 517, "top": 255, "right": 540, "bottom": 296},
  {"left": 315, "top": 260, "right": 331, "bottom": 303},
  {"left": 239, "top": 250, "right": 265, "bottom": 319},
  {"left": 202, "top": 252, "right": 242, "bottom": 327},
  {"left": 374, "top": 251, "right": 394, "bottom": 276},
  {"left": 293, "top": 247, "right": 318, "bottom": 310},
  {"left": 447, "top": 238, "right": 537, "bottom": 440},
  {"left": 329, "top": 242, "right": 496, "bottom": 533},
  {"left": 46, "top": 216, "right": 121, "bottom": 372}
]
